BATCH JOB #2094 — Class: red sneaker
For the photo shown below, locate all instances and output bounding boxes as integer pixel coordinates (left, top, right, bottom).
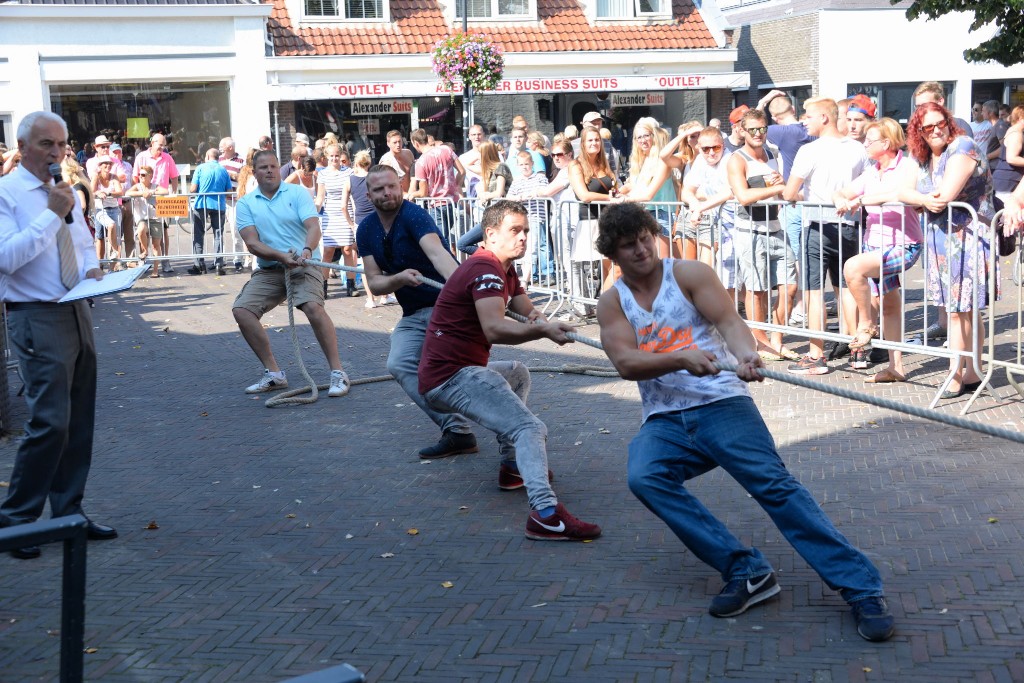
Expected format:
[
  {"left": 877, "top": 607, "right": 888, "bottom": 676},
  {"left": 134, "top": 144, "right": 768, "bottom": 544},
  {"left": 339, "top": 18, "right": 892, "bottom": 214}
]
[
  {"left": 525, "top": 503, "right": 601, "bottom": 541},
  {"left": 498, "top": 462, "right": 554, "bottom": 491}
]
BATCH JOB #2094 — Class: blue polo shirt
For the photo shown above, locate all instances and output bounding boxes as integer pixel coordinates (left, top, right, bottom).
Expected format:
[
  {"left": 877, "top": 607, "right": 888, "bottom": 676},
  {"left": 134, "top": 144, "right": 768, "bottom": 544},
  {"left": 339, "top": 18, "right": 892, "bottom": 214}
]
[
  {"left": 236, "top": 182, "right": 320, "bottom": 268},
  {"left": 190, "top": 160, "right": 232, "bottom": 211},
  {"left": 355, "top": 200, "right": 454, "bottom": 317}
]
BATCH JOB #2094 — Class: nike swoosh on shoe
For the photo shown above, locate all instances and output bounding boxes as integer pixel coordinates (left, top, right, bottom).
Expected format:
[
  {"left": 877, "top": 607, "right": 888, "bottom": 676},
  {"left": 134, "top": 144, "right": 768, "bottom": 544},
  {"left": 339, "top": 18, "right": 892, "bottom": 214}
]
[
  {"left": 535, "top": 519, "right": 566, "bottom": 532},
  {"left": 747, "top": 574, "right": 771, "bottom": 593}
]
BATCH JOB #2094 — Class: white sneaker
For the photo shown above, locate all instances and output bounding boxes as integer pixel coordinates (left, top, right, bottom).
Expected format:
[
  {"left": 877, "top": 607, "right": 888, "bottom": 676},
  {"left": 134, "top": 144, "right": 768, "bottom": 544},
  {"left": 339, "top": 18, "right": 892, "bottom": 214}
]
[
  {"left": 245, "top": 369, "right": 287, "bottom": 394},
  {"left": 328, "top": 370, "right": 350, "bottom": 397},
  {"left": 364, "top": 299, "right": 378, "bottom": 309},
  {"left": 384, "top": 294, "right": 398, "bottom": 305}
]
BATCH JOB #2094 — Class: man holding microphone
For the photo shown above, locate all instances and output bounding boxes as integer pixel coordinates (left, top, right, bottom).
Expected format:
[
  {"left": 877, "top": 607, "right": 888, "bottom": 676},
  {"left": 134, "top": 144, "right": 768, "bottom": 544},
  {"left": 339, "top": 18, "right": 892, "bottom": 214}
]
[{"left": 0, "top": 111, "right": 115, "bottom": 559}]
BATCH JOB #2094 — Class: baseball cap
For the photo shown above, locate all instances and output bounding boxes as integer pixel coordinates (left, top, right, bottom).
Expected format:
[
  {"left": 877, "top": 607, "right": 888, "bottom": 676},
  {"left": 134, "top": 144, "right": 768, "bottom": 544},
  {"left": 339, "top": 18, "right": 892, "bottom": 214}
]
[
  {"left": 848, "top": 94, "right": 877, "bottom": 119},
  {"left": 294, "top": 133, "right": 311, "bottom": 145},
  {"left": 110, "top": 143, "right": 122, "bottom": 152},
  {"left": 582, "top": 111, "right": 603, "bottom": 125},
  {"left": 728, "top": 105, "right": 749, "bottom": 125},
  {"left": 94, "top": 135, "right": 111, "bottom": 146}
]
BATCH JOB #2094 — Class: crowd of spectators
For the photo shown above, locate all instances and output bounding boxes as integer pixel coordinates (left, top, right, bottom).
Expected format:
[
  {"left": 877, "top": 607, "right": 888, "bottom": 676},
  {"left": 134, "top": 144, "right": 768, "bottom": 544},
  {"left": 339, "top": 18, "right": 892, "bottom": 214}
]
[{"left": 4, "top": 81, "right": 1022, "bottom": 395}]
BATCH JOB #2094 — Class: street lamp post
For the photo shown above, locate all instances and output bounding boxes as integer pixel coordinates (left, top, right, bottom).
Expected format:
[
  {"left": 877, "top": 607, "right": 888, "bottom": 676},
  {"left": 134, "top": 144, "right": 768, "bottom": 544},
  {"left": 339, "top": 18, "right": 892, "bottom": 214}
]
[{"left": 462, "top": 0, "right": 472, "bottom": 154}]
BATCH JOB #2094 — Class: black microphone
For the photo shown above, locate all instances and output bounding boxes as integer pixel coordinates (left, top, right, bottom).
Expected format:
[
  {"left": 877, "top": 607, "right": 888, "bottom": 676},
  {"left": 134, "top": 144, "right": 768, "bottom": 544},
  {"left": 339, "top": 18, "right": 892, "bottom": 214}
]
[{"left": 48, "top": 162, "right": 74, "bottom": 224}]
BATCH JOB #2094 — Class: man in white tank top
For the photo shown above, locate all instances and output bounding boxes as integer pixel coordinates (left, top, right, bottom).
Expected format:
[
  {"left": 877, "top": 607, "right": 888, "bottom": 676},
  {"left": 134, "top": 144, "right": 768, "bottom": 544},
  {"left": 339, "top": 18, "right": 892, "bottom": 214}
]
[{"left": 593, "top": 203, "right": 895, "bottom": 643}]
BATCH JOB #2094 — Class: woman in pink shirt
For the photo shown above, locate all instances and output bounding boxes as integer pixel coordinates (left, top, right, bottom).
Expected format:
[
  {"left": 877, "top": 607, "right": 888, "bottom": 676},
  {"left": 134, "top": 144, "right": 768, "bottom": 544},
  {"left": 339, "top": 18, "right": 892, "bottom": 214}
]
[{"left": 834, "top": 118, "right": 923, "bottom": 382}]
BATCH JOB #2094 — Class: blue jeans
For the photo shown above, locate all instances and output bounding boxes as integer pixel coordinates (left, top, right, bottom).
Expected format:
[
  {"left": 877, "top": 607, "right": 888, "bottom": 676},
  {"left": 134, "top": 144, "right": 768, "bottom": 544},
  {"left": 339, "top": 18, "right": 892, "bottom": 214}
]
[
  {"left": 192, "top": 208, "right": 224, "bottom": 268},
  {"left": 627, "top": 396, "right": 883, "bottom": 603},
  {"left": 528, "top": 215, "right": 553, "bottom": 280},
  {"left": 457, "top": 223, "right": 484, "bottom": 256},
  {"left": 783, "top": 204, "right": 803, "bottom": 261},
  {"left": 427, "top": 203, "right": 455, "bottom": 244},
  {"left": 425, "top": 362, "right": 556, "bottom": 510},
  {"left": 387, "top": 307, "right": 472, "bottom": 437}
]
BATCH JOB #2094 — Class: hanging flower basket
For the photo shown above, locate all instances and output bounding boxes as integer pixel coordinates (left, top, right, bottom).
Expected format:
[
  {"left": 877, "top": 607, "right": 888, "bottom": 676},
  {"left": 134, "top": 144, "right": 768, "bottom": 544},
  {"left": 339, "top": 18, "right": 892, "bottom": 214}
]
[{"left": 431, "top": 32, "right": 505, "bottom": 94}]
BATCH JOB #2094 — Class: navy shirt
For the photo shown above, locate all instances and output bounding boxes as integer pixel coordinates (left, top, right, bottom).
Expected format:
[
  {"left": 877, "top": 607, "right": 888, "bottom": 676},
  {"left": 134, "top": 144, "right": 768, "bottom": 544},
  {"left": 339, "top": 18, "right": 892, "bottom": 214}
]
[
  {"left": 767, "top": 123, "right": 815, "bottom": 182},
  {"left": 356, "top": 200, "right": 455, "bottom": 317}
]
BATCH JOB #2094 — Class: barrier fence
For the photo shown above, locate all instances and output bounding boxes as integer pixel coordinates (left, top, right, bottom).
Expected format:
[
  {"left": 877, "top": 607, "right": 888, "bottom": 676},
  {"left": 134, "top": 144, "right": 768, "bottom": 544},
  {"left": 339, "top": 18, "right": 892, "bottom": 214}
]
[{"left": 5, "top": 190, "right": 1021, "bottom": 419}]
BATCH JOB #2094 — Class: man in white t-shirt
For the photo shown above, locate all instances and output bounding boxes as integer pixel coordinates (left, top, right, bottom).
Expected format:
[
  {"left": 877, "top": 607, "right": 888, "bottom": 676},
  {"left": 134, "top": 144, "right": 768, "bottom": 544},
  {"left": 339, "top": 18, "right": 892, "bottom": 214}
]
[
  {"left": 783, "top": 97, "right": 867, "bottom": 375},
  {"left": 459, "top": 124, "right": 485, "bottom": 198}
]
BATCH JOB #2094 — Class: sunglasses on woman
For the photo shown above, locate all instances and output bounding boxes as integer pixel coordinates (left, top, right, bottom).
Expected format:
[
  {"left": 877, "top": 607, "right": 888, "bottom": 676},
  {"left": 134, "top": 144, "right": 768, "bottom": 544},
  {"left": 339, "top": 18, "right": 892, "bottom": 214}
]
[{"left": 920, "top": 120, "right": 948, "bottom": 135}]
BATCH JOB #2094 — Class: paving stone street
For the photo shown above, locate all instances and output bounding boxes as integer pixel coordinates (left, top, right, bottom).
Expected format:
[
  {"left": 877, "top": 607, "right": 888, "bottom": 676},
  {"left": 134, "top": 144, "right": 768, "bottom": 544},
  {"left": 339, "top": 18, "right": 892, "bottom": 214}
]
[{"left": 2, "top": 261, "right": 1023, "bottom": 682}]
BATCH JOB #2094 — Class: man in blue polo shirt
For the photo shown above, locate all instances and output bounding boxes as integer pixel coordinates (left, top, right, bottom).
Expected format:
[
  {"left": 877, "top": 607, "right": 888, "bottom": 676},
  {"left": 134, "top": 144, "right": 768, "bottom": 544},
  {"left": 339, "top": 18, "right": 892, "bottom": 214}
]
[
  {"left": 356, "top": 164, "right": 477, "bottom": 459},
  {"left": 189, "top": 148, "right": 233, "bottom": 275},
  {"left": 231, "top": 150, "right": 350, "bottom": 397}
]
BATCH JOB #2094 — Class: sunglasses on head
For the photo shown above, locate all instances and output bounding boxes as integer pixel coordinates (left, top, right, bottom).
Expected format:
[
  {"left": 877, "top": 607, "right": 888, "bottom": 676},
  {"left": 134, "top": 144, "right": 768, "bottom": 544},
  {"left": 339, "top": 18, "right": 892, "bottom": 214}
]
[{"left": 921, "top": 120, "right": 948, "bottom": 135}]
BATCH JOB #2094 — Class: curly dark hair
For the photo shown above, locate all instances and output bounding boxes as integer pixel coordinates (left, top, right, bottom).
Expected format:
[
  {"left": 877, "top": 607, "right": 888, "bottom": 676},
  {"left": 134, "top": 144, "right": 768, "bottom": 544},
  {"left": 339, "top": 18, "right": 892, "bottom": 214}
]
[
  {"left": 906, "top": 101, "right": 964, "bottom": 165},
  {"left": 595, "top": 203, "right": 660, "bottom": 258}
]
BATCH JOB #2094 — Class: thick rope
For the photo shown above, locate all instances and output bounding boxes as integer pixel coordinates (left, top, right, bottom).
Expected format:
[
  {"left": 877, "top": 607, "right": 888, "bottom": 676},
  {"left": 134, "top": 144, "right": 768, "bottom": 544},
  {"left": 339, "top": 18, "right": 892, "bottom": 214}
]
[{"left": 273, "top": 259, "right": 1024, "bottom": 446}]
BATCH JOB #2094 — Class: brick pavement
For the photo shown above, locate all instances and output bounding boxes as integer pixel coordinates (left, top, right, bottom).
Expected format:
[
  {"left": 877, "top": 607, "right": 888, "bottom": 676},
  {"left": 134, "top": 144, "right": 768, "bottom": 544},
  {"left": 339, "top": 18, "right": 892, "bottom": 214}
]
[{"left": 1, "top": 262, "right": 1023, "bottom": 682}]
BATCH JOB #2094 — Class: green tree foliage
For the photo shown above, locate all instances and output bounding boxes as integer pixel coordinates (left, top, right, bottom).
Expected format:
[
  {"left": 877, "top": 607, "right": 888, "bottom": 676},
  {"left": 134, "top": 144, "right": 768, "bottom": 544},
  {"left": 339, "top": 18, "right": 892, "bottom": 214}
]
[{"left": 896, "top": 0, "right": 1024, "bottom": 67}]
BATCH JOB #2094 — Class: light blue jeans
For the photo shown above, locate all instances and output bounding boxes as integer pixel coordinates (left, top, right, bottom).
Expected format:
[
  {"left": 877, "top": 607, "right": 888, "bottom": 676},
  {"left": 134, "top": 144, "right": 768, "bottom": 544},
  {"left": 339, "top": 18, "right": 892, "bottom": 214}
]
[
  {"left": 387, "top": 307, "right": 473, "bottom": 437},
  {"left": 627, "top": 395, "right": 883, "bottom": 603},
  {"left": 424, "top": 361, "right": 556, "bottom": 511}
]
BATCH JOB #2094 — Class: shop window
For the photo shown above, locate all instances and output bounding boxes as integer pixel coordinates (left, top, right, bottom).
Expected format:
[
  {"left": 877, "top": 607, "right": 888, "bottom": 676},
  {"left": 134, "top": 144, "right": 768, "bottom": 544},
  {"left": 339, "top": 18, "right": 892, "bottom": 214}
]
[
  {"left": 596, "top": 0, "right": 670, "bottom": 19},
  {"left": 305, "top": 0, "right": 384, "bottom": 20},
  {"left": 50, "top": 81, "right": 230, "bottom": 166},
  {"left": 455, "top": 0, "right": 532, "bottom": 19}
]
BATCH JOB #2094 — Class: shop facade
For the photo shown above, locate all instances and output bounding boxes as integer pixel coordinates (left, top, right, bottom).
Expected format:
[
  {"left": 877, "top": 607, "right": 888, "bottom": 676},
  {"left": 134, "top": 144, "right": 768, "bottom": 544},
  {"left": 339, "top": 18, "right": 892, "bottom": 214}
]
[
  {"left": 0, "top": 1, "right": 271, "bottom": 167},
  {"left": 265, "top": 0, "right": 743, "bottom": 155}
]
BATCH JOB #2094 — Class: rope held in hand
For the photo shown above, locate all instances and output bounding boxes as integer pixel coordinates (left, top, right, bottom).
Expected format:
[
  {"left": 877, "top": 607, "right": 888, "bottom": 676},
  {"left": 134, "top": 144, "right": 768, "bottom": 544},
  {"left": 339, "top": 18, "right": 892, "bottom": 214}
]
[{"left": 269, "top": 258, "right": 1024, "bottom": 447}]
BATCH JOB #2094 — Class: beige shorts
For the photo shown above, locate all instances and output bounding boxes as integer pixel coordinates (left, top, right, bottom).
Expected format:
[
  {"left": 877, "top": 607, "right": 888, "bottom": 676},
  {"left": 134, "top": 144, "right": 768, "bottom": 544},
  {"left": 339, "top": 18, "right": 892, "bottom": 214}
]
[{"left": 232, "top": 265, "right": 325, "bottom": 318}]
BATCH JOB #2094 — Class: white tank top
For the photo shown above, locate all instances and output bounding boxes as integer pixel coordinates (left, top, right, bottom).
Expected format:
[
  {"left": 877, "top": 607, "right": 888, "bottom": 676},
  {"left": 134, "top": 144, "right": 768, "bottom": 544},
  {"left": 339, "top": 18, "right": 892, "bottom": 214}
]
[{"left": 614, "top": 258, "right": 750, "bottom": 423}]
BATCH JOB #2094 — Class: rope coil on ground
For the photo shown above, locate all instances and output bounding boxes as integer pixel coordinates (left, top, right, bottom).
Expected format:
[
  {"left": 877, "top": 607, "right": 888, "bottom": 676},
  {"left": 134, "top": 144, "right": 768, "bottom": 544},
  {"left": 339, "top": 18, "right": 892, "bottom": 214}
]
[{"left": 268, "top": 259, "right": 1024, "bottom": 446}]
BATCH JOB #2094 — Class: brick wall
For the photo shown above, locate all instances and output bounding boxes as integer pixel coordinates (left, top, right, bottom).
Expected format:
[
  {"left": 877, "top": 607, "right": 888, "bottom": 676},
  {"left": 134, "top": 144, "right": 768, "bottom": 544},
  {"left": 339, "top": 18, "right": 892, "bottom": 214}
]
[{"left": 733, "top": 13, "right": 818, "bottom": 107}]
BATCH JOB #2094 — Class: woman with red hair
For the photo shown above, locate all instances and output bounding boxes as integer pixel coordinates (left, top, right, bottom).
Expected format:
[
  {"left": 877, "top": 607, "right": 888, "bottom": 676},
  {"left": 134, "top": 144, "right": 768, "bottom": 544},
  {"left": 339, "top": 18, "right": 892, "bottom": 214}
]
[{"left": 899, "top": 101, "right": 997, "bottom": 400}]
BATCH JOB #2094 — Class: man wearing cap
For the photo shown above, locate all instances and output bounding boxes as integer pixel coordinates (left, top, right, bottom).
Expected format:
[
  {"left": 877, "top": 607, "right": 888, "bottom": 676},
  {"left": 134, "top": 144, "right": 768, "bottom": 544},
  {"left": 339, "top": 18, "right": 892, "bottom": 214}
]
[
  {"left": 845, "top": 94, "right": 876, "bottom": 143},
  {"left": 218, "top": 136, "right": 248, "bottom": 272},
  {"left": 725, "top": 106, "right": 749, "bottom": 153},
  {"left": 86, "top": 135, "right": 126, "bottom": 181},
  {"left": 109, "top": 143, "right": 137, "bottom": 261}
]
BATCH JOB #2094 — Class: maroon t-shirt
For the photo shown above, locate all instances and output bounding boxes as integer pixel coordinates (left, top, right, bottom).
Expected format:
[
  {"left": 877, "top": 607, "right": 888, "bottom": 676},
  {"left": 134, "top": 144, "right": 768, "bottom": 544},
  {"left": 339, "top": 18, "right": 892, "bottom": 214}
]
[{"left": 418, "top": 248, "right": 524, "bottom": 394}]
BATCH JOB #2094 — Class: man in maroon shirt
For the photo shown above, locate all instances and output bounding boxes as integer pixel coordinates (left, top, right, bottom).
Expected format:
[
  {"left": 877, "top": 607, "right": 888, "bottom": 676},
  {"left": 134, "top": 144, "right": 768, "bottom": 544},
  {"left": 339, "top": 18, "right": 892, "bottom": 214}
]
[{"left": 418, "top": 200, "right": 602, "bottom": 541}]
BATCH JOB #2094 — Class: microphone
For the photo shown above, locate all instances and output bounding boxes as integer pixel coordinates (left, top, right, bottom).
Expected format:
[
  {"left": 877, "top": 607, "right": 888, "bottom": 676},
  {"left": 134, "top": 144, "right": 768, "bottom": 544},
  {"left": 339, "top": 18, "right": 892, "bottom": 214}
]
[{"left": 48, "top": 162, "right": 74, "bottom": 224}]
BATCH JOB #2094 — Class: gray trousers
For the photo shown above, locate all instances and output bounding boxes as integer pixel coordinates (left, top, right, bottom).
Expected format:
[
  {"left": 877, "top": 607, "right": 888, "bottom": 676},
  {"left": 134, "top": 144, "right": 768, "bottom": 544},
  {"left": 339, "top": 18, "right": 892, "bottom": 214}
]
[{"left": 1, "top": 300, "right": 97, "bottom": 526}]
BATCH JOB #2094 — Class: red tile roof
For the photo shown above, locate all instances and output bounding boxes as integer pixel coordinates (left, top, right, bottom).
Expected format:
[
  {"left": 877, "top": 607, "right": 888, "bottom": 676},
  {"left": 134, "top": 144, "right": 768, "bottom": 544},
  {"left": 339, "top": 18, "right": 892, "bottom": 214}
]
[{"left": 266, "top": 0, "right": 717, "bottom": 56}]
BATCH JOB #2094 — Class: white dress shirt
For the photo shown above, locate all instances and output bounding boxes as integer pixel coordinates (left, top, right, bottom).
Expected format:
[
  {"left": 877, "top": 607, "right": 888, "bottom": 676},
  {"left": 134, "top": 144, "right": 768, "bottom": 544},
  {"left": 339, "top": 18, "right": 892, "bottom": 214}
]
[{"left": 0, "top": 164, "right": 99, "bottom": 302}]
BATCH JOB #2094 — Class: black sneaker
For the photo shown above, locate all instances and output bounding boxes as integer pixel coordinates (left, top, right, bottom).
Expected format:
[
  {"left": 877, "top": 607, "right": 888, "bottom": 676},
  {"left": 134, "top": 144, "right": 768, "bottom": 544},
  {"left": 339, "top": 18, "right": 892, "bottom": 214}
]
[
  {"left": 851, "top": 596, "right": 895, "bottom": 642},
  {"left": 709, "top": 572, "right": 781, "bottom": 617},
  {"left": 187, "top": 265, "right": 204, "bottom": 276},
  {"left": 868, "top": 346, "right": 887, "bottom": 364},
  {"left": 825, "top": 341, "right": 850, "bottom": 361},
  {"left": 234, "top": 262, "right": 243, "bottom": 273},
  {"left": 418, "top": 432, "right": 479, "bottom": 459}
]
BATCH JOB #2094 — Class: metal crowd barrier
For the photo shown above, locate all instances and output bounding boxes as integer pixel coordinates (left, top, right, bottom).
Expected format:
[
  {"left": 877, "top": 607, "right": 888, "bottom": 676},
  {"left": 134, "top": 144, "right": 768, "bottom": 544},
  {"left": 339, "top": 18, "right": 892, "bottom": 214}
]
[
  {"left": 0, "top": 515, "right": 89, "bottom": 683},
  {"left": 95, "top": 190, "right": 252, "bottom": 269}
]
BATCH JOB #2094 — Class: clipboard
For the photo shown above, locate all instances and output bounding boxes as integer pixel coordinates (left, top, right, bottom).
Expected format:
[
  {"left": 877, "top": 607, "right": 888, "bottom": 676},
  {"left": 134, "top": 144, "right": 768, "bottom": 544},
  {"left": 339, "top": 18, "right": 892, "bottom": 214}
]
[{"left": 58, "top": 264, "right": 151, "bottom": 303}]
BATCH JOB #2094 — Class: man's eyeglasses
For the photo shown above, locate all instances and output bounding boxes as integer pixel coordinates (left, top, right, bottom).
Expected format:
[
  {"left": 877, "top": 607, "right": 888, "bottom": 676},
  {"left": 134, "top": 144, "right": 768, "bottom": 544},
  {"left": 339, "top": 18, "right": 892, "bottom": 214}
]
[
  {"left": 921, "top": 120, "right": 948, "bottom": 135},
  {"left": 700, "top": 145, "right": 723, "bottom": 153},
  {"left": 96, "top": 144, "right": 110, "bottom": 149},
  {"left": 745, "top": 126, "right": 768, "bottom": 136}
]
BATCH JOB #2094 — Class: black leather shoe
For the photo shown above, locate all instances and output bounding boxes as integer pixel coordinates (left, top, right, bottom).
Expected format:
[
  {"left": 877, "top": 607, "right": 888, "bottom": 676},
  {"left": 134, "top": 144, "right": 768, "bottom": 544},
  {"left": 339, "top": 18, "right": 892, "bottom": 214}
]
[
  {"left": 10, "top": 546, "right": 41, "bottom": 560},
  {"left": 187, "top": 266, "right": 204, "bottom": 276},
  {"left": 216, "top": 267, "right": 227, "bottom": 276},
  {"left": 86, "top": 521, "right": 118, "bottom": 540}
]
